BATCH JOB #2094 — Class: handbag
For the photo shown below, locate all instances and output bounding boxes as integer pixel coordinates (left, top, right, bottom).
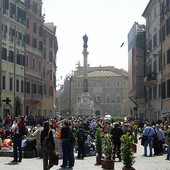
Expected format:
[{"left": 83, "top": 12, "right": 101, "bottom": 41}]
[
  {"left": 141, "top": 135, "right": 147, "bottom": 146},
  {"left": 70, "top": 133, "right": 76, "bottom": 143},
  {"left": 69, "top": 130, "right": 76, "bottom": 143},
  {"left": 141, "top": 128, "right": 151, "bottom": 146},
  {"left": 49, "top": 151, "right": 59, "bottom": 165}
]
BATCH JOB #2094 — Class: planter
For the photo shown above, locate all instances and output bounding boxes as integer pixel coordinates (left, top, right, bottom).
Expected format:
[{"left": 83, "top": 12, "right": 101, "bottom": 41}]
[
  {"left": 122, "top": 166, "right": 136, "bottom": 170},
  {"left": 131, "top": 143, "right": 137, "bottom": 153},
  {"left": 96, "top": 155, "right": 102, "bottom": 165},
  {"left": 102, "top": 159, "right": 114, "bottom": 169}
]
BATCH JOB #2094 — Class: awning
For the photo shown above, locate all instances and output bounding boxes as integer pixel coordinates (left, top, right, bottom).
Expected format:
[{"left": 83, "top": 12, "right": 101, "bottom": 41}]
[
  {"left": 160, "top": 112, "right": 170, "bottom": 118},
  {"left": 122, "top": 98, "right": 137, "bottom": 109}
]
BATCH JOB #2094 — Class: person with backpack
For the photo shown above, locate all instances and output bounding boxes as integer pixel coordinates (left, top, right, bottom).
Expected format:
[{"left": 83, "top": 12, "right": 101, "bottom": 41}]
[
  {"left": 76, "top": 126, "right": 87, "bottom": 159},
  {"left": 10, "top": 116, "right": 26, "bottom": 163},
  {"left": 41, "top": 121, "right": 56, "bottom": 170}
]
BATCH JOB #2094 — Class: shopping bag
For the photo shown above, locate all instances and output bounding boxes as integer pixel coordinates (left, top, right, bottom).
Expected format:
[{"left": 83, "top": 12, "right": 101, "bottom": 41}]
[{"left": 49, "top": 151, "right": 59, "bottom": 165}]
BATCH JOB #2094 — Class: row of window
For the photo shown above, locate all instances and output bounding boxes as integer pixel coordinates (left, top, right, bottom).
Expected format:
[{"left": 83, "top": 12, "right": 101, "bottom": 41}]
[
  {"left": 76, "top": 81, "right": 121, "bottom": 88},
  {"left": 76, "top": 96, "right": 121, "bottom": 104},
  {"left": 3, "top": 0, "right": 26, "bottom": 25},
  {"left": 25, "top": 0, "right": 42, "bottom": 17},
  {"left": 147, "top": 79, "right": 170, "bottom": 100},
  {"left": 2, "top": 75, "right": 54, "bottom": 97},
  {"left": 1, "top": 47, "right": 54, "bottom": 70},
  {"left": 2, "top": 26, "right": 54, "bottom": 64},
  {"left": 148, "top": 0, "right": 170, "bottom": 27},
  {"left": 94, "top": 96, "right": 121, "bottom": 103},
  {"left": 148, "top": 16, "right": 170, "bottom": 53},
  {"left": 3, "top": 0, "right": 42, "bottom": 22},
  {"left": 2, "top": 47, "right": 25, "bottom": 66},
  {"left": 146, "top": 47, "right": 170, "bottom": 74}
]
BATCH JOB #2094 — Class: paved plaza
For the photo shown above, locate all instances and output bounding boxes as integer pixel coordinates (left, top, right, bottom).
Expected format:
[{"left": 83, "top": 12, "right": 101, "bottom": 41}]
[{"left": 0, "top": 142, "right": 169, "bottom": 170}]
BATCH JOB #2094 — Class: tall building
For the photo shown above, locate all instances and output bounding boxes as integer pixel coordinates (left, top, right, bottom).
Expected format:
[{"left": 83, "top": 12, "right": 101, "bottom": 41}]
[
  {"left": 0, "top": 0, "right": 58, "bottom": 119},
  {"left": 0, "top": 0, "right": 27, "bottom": 118},
  {"left": 142, "top": 0, "right": 170, "bottom": 122},
  {"left": 41, "top": 23, "right": 58, "bottom": 117},
  {"left": 128, "top": 22, "right": 146, "bottom": 119},
  {"left": 57, "top": 66, "right": 129, "bottom": 118}
]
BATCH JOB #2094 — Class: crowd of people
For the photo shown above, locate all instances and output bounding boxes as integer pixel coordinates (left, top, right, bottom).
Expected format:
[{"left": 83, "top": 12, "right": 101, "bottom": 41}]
[{"left": 0, "top": 115, "right": 170, "bottom": 170}]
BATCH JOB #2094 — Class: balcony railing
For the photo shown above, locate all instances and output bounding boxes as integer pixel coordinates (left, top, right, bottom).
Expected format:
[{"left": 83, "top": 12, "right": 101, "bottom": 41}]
[
  {"left": 31, "top": 94, "right": 42, "bottom": 102},
  {"left": 25, "top": 93, "right": 42, "bottom": 102},
  {"left": 143, "top": 72, "right": 157, "bottom": 87},
  {"left": 25, "top": 68, "right": 41, "bottom": 78}
]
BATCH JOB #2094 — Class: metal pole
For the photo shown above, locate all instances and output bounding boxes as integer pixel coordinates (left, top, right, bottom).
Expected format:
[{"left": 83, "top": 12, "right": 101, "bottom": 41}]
[
  {"left": 159, "top": 0, "right": 163, "bottom": 111},
  {"left": 13, "top": 0, "right": 18, "bottom": 118},
  {"left": 0, "top": 0, "right": 3, "bottom": 117}
]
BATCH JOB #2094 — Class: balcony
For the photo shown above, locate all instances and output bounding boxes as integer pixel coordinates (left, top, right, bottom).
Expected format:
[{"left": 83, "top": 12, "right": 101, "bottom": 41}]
[
  {"left": 31, "top": 94, "right": 42, "bottom": 102},
  {"left": 25, "top": 68, "right": 41, "bottom": 78},
  {"left": 25, "top": 94, "right": 31, "bottom": 100},
  {"left": 25, "top": 93, "right": 42, "bottom": 102},
  {"left": 143, "top": 72, "right": 157, "bottom": 87}
]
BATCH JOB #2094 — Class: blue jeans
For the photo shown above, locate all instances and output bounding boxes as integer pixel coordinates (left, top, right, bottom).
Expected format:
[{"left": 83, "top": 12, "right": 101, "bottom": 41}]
[
  {"left": 144, "top": 137, "right": 153, "bottom": 156},
  {"left": 62, "top": 139, "right": 74, "bottom": 167}
]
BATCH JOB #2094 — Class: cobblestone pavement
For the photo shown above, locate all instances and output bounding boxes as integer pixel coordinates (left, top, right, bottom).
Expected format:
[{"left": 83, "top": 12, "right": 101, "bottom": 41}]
[{"left": 0, "top": 142, "right": 169, "bottom": 170}]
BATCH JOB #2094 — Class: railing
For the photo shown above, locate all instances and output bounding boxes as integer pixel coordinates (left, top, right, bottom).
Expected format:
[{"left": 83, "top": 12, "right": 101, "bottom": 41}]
[
  {"left": 143, "top": 72, "right": 157, "bottom": 87},
  {"left": 25, "top": 68, "right": 41, "bottom": 78},
  {"left": 25, "top": 93, "right": 41, "bottom": 102}
]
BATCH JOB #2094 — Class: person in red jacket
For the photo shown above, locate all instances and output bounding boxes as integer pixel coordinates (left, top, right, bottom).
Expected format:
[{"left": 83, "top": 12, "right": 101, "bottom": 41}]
[{"left": 4, "top": 115, "right": 12, "bottom": 129}]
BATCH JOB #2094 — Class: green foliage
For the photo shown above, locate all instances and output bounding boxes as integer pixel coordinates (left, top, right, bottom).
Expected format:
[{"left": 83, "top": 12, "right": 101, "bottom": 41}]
[
  {"left": 110, "top": 116, "right": 124, "bottom": 123},
  {"left": 133, "top": 124, "right": 139, "bottom": 133},
  {"left": 95, "top": 127, "right": 103, "bottom": 157},
  {"left": 102, "top": 134, "right": 114, "bottom": 160},
  {"left": 121, "top": 133, "right": 135, "bottom": 168}
]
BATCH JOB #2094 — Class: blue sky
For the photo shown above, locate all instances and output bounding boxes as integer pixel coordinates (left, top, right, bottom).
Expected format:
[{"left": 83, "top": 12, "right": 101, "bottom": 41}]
[{"left": 43, "top": 0, "right": 149, "bottom": 85}]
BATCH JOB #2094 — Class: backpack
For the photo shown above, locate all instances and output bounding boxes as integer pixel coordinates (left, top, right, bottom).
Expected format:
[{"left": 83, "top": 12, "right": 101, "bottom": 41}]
[{"left": 43, "top": 130, "right": 55, "bottom": 153}]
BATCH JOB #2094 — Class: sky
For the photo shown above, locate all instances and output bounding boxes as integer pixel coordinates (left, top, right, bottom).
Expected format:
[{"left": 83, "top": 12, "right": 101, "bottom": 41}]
[{"left": 43, "top": 0, "right": 149, "bottom": 86}]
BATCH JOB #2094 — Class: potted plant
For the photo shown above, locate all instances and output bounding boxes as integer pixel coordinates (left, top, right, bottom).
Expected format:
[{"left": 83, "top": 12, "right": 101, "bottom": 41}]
[
  {"left": 101, "top": 133, "right": 114, "bottom": 169},
  {"left": 95, "top": 127, "right": 103, "bottom": 165},
  {"left": 121, "top": 133, "right": 136, "bottom": 170}
]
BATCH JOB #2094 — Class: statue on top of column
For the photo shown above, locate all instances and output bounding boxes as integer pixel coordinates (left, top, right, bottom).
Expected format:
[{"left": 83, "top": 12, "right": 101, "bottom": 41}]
[{"left": 83, "top": 34, "right": 88, "bottom": 49}]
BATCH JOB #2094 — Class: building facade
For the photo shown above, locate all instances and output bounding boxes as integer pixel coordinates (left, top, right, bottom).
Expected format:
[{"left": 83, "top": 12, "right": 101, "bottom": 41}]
[
  {"left": 0, "top": 0, "right": 57, "bottom": 119},
  {"left": 142, "top": 0, "right": 170, "bottom": 122},
  {"left": 57, "top": 66, "right": 129, "bottom": 118}
]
